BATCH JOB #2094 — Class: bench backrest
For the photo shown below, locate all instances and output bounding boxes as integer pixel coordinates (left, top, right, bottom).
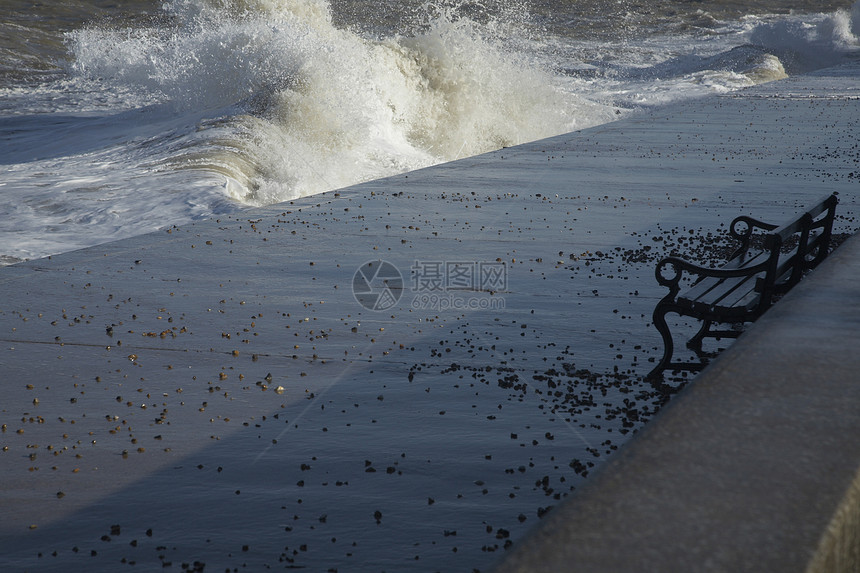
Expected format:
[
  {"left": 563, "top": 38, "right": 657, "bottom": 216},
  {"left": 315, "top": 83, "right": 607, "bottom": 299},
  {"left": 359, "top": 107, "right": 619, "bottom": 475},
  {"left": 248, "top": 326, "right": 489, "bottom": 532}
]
[
  {"left": 801, "top": 192, "right": 838, "bottom": 271},
  {"left": 756, "top": 193, "right": 838, "bottom": 306}
]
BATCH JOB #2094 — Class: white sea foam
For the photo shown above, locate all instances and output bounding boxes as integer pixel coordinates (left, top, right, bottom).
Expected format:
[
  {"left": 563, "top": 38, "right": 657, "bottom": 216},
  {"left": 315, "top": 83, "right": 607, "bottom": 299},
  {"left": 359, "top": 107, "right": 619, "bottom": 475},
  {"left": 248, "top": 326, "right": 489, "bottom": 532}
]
[
  {"left": 2, "top": 0, "right": 858, "bottom": 263},
  {"left": 744, "top": 8, "right": 860, "bottom": 74},
  {"left": 67, "top": 0, "right": 613, "bottom": 204}
]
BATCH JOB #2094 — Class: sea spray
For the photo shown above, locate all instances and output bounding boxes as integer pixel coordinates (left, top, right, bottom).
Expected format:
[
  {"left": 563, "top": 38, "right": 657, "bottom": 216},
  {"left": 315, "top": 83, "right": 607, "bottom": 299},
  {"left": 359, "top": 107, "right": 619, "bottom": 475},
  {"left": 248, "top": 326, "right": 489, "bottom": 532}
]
[
  {"left": 744, "top": 0, "right": 860, "bottom": 73},
  {"left": 68, "top": 0, "right": 611, "bottom": 205}
]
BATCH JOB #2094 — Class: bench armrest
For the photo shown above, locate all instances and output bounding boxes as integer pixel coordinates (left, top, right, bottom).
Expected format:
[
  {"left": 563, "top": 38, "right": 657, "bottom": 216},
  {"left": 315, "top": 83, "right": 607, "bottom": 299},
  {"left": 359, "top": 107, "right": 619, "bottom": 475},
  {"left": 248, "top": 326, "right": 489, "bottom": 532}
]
[
  {"left": 730, "top": 215, "right": 778, "bottom": 243},
  {"left": 655, "top": 255, "right": 771, "bottom": 295}
]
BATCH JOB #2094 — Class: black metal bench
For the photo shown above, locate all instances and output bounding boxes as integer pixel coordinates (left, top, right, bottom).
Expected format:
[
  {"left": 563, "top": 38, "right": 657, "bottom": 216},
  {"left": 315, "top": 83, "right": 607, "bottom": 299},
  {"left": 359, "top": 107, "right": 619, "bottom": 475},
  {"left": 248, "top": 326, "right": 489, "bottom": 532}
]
[{"left": 647, "top": 193, "right": 838, "bottom": 379}]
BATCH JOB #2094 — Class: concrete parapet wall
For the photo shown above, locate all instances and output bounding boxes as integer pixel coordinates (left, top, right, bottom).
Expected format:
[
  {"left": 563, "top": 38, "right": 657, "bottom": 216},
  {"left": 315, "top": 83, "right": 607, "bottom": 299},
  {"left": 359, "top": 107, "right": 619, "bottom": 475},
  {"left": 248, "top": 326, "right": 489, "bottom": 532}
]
[{"left": 495, "top": 232, "right": 860, "bottom": 573}]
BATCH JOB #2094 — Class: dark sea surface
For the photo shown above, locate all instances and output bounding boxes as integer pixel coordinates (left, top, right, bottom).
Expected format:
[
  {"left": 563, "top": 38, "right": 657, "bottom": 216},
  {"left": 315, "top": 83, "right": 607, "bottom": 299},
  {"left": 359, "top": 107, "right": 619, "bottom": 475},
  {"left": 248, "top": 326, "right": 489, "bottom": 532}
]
[{"left": 0, "top": 0, "right": 858, "bottom": 261}]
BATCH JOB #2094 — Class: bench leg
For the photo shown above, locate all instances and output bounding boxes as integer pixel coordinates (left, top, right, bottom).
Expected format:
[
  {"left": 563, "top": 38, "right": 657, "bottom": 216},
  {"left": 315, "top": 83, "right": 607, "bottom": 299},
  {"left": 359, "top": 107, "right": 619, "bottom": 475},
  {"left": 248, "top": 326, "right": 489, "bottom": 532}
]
[
  {"left": 686, "top": 319, "right": 712, "bottom": 355},
  {"left": 647, "top": 304, "right": 674, "bottom": 379}
]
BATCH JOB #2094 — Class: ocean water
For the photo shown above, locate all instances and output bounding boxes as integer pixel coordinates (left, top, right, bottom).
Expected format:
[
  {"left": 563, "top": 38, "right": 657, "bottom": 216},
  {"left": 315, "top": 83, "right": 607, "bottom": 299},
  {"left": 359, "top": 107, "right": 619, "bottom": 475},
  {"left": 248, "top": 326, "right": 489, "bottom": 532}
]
[{"left": 1, "top": 0, "right": 859, "bottom": 264}]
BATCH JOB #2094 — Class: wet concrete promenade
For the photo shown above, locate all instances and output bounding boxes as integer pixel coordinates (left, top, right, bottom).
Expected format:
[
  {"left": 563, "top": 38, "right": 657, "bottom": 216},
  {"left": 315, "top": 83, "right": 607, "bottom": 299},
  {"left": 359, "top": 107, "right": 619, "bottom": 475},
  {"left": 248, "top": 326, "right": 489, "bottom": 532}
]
[{"left": 2, "top": 62, "right": 859, "bottom": 572}]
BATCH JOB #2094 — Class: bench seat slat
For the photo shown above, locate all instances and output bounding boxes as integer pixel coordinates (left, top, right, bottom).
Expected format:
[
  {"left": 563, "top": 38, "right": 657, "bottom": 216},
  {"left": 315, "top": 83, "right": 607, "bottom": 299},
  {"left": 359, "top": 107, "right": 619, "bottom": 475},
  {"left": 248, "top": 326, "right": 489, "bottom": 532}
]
[
  {"left": 709, "top": 280, "right": 762, "bottom": 314},
  {"left": 681, "top": 250, "right": 799, "bottom": 310},
  {"left": 677, "top": 250, "right": 771, "bottom": 304},
  {"left": 683, "top": 273, "right": 761, "bottom": 312},
  {"left": 700, "top": 275, "right": 760, "bottom": 310}
]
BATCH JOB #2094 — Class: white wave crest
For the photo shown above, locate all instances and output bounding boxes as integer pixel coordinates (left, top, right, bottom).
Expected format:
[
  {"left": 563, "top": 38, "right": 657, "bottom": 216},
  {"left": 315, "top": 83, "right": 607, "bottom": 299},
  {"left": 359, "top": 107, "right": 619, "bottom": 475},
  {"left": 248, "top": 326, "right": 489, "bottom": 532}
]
[
  {"left": 68, "top": 0, "right": 615, "bottom": 205},
  {"left": 745, "top": 2, "right": 860, "bottom": 74}
]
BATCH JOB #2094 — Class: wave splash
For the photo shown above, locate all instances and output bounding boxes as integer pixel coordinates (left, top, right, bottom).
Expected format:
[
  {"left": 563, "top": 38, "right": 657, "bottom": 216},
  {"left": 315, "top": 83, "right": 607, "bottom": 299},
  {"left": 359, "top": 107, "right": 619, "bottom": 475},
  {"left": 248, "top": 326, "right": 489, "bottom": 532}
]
[
  {"left": 745, "top": 1, "right": 860, "bottom": 75},
  {"left": 68, "top": 0, "right": 613, "bottom": 205}
]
